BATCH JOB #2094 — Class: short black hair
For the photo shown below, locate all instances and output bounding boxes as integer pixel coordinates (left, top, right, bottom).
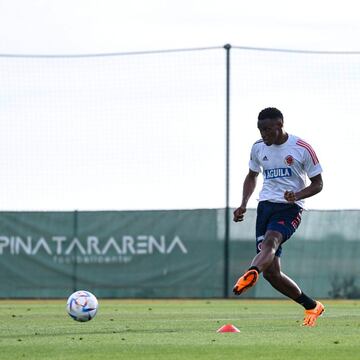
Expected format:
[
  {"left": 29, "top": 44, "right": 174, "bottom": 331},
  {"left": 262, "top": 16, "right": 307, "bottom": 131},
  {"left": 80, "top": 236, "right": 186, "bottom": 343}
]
[{"left": 258, "top": 107, "right": 283, "bottom": 121}]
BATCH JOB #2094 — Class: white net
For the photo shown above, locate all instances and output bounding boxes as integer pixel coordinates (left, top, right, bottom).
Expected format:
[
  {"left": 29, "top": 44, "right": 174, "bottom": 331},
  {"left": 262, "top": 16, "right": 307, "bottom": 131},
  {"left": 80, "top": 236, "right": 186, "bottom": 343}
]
[
  {"left": 1, "top": 47, "right": 359, "bottom": 210},
  {"left": 0, "top": 49, "right": 226, "bottom": 210},
  {"left": 231, "top": 48, "right": 360, "bottom": 210}
]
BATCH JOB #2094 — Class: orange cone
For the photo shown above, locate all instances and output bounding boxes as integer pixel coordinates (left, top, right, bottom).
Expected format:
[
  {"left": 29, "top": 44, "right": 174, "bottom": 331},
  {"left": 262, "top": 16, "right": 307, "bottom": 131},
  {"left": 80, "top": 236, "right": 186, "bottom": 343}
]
[{"left": 216, "top": 324, "right": 240, "bottom": 333}]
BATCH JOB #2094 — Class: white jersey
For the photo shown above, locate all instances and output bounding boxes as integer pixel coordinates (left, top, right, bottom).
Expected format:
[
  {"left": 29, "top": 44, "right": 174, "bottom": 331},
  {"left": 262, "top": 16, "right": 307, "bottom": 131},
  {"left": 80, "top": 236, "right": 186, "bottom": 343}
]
[{"left": 249, "top": 134, "right": 322, "bottom": 208}]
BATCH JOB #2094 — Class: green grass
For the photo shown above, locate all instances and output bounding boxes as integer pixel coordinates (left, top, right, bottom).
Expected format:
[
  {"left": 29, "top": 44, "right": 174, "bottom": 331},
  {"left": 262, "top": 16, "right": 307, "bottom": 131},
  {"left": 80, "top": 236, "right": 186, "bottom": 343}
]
[{"left": 0, "top": 299, "right": 359, "bottom": 360}]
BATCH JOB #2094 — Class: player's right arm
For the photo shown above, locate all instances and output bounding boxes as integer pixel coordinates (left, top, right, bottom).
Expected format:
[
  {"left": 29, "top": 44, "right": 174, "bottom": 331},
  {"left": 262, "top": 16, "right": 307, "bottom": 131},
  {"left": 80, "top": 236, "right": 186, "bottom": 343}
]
[{"left": 233, "top": 169, "right": 259, "bottom": 222}]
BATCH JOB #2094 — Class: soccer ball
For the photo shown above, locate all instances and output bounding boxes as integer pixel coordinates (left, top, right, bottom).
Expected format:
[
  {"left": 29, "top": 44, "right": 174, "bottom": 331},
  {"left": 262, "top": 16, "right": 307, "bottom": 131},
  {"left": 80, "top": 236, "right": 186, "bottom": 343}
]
[{"left": 66, "top": 290, "right": 98, "bottom": 322}]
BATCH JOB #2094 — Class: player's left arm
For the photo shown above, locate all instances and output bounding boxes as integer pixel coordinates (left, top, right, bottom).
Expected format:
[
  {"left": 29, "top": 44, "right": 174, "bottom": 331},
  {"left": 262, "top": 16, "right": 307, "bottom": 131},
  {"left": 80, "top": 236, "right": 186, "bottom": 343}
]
[{"left": 284, "top": 174, "right": 323, "bottom": 203}]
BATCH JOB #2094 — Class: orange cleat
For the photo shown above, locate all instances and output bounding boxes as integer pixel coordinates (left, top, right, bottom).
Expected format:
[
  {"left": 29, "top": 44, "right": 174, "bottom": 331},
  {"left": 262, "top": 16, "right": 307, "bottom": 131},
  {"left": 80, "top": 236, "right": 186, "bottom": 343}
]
[
  {"left": 233, "top": 269, "right": 259, "bottom": 295},
  {"left": 302, "top": 301, "right": 325, "bottom": 327}
]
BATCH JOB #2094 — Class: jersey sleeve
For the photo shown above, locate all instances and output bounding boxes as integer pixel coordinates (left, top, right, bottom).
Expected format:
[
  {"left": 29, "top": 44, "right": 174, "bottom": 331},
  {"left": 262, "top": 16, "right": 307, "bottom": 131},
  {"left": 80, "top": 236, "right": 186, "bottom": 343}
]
[
  {"left": 299, "top": 141, "right": 323, "bottom": 178},
  {"left": 249, "top": 143, "right": 261, "bottom": 172}
]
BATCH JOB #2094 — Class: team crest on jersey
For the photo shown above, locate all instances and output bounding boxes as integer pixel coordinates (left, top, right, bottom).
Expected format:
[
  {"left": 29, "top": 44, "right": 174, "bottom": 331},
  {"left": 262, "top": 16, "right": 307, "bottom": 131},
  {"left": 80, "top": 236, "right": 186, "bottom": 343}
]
[{"left": 284, "top": 155, "right": 294, "bottom": 166}]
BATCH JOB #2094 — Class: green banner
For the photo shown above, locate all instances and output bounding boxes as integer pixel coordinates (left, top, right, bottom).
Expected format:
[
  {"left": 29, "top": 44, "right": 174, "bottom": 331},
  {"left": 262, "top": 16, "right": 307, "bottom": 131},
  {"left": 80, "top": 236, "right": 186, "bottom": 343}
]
[
  {"left": 1, "top": 209, "right": 359, "bottom": 298},
  {"left": 0, "top": 210, "right": 223, "bottom": 298},
  {"left": 228, "top": 209, "right": 360, "bottom": 299}
]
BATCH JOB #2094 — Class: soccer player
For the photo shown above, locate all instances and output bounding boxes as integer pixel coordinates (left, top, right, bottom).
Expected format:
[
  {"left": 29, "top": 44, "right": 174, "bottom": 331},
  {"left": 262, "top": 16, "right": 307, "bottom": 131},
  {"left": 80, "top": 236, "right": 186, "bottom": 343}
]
[{"left": 232, "top": 107, "right": 324, "bottom": 327}]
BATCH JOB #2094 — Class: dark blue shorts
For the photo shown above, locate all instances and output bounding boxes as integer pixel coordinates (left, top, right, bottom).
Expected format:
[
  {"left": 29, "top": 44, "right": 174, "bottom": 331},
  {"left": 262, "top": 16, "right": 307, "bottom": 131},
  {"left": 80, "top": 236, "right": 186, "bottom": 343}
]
[{"left": 255, "top": 201, "right": 303, "bottom": 257}]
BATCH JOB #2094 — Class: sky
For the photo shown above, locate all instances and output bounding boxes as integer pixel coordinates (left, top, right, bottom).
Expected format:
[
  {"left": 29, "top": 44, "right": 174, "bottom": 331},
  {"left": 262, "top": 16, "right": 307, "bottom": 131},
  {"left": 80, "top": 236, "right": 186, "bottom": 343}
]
[
  {"left": 1, "top": 0, "right": 360, "bottom": 54},
  {"left": 0, "top": 0, "right": 359, "bottom": 211}
]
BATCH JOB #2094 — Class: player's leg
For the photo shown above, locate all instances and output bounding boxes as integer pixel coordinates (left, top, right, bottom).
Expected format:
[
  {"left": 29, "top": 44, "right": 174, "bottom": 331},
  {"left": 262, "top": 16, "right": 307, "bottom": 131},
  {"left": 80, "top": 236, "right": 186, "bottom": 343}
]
[
  {"left": 250, "top": 229, "right": 282, "bottom": 272},
  {"left": 233, "top": 201, "right": 281, "bottom": 295},
  {"left": 233, "top": 201, "right": 324, "bottom": 325},
  {"left": 263, "top": 256, "right": 324, "bottom": 326},
  {"left": 262, "top": 255, "right": 302, "bottom": 299},
  {"left": 233, "top": 229, "right": 282, "bottom": 295}
]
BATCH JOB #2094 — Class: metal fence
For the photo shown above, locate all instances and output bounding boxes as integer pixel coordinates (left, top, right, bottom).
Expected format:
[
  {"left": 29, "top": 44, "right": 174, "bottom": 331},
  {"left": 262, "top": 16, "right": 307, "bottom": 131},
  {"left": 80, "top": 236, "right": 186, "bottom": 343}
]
[{"left": 1, "top": 45, "right": 359, "bottom": 298}]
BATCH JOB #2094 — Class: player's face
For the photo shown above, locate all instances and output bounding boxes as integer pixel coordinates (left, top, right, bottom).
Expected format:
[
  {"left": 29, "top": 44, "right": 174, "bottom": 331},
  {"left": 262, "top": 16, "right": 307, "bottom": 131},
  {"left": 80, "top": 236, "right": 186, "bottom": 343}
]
[{"left": 257, "top": 118, "right": 283, "bottom": 146}]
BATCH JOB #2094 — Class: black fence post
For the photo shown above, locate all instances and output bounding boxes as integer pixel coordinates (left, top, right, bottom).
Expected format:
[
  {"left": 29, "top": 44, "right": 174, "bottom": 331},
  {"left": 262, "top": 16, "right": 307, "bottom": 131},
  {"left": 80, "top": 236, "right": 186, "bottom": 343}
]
[
  {"left": 224, "top": 44, "right": 231, "bottom": 298},
  {"left": 72, "top": 210, "right": 78, "bottom": 292}
]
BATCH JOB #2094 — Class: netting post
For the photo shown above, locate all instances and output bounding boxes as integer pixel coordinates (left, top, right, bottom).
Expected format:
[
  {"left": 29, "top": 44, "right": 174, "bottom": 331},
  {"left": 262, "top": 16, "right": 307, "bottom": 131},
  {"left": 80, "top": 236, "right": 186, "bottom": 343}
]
[
  {"left": 72, "top": 210, "right": 78, "bottom": 292},
  {"left": 224, "top": 44, "right": 231, "bottom": 298}
]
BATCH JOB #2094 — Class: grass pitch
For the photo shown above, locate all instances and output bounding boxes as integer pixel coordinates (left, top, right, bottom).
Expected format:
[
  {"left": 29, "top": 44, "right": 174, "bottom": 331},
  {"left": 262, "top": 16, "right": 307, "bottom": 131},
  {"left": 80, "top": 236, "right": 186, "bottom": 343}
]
[{"left": 0, "top": 299, "right": 359, "bottom": 360}]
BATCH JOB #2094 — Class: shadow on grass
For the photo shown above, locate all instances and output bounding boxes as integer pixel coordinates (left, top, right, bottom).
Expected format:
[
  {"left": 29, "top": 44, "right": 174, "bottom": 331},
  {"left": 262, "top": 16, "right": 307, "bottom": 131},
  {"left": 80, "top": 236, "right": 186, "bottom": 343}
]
[{"left": 1, "top": 327, "right": 181, "bottom": 339}]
